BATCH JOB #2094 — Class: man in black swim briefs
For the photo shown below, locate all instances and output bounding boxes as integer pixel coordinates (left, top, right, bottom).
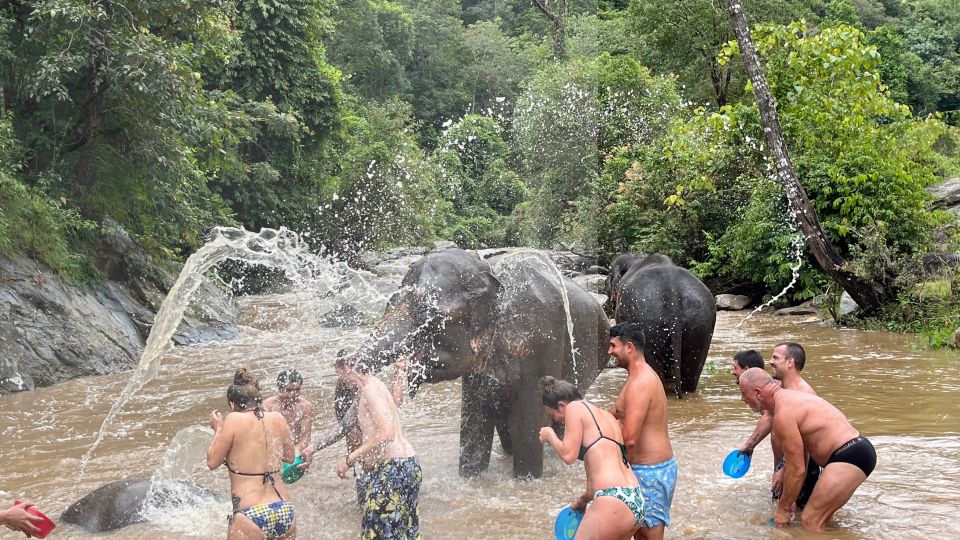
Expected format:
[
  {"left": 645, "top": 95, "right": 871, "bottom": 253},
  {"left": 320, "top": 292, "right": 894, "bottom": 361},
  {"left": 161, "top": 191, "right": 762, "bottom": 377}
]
[{"left": 738, "top": 368, "right": 877, "bottom": 532}]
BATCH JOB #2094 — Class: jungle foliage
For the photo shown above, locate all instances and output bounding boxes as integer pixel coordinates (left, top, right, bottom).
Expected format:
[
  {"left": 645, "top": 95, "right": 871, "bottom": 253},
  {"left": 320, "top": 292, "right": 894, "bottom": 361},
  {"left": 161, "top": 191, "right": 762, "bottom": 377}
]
[{"left": 1, "top": 0, "right": 959, "bottom": 338}]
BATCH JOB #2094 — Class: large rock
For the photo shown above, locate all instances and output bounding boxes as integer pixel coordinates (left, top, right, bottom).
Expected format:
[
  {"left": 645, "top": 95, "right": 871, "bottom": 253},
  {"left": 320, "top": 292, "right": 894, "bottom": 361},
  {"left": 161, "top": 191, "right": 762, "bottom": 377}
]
[
  {"left": 839, "top": 291, "right": 860, "bottom": 317},
  {"left": 928, "top": 177, "right": 960, "bottom": 209},
  {"left": 0, "top": 234, "right": 238, "bottom": 395},
  {"left": 715, "top": 294, "right": 751, "bottom": 311},
  {"left": 775, "top": 304, "right": 818, "bottom": 316},
  {"left": 573, "top": 274, "right": 607, "bottom": 293}
]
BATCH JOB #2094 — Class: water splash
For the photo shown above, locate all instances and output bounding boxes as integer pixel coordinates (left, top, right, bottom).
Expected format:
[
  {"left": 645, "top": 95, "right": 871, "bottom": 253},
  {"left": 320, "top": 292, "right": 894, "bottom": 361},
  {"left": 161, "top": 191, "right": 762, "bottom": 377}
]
[
  {"left": 488, "top": 249, "right": 580, "bottom": 380},
  {"left": 737, "top": 232, "right": 805, "bottom": 328},
  {"left": 79, "top": 227, "right": 385, "bottom": 480}
]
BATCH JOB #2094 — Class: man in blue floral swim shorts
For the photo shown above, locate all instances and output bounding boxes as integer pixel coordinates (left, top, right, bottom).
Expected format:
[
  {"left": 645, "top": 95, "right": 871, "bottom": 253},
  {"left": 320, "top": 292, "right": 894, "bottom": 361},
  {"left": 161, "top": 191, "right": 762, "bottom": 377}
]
[{"left": 609, "top": 323, "right": 678, "bottom": 540}]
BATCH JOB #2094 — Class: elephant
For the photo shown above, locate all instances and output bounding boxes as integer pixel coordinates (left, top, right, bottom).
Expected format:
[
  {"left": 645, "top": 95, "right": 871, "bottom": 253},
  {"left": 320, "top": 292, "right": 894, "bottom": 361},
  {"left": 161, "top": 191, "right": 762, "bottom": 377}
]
[
  {"left": 605, "top": 253, "right": 716, "bottom": 398},
  {"left": 61, "top": 478, "right": 221, "bottom": 532},
  {"left": 350, "top": 248, "right": 610, "bottom": 478}
]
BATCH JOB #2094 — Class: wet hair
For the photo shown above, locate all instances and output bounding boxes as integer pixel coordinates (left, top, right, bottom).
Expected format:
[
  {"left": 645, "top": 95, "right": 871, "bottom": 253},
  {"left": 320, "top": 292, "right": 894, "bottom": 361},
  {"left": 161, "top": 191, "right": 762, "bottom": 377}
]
[
  {"left": 539, "top": 376, "right": 581, "bottom": 409},
  {"left": 738, "top": 367, "right": 773, "bottom": 390},
  {"left": 227, "top": 368, "right": 262, "bottom": 410},
  {"left": 733, "top": 350, "right": 764, "bottom": 370},
  {"left": 610, "top": 322, "right": 646, "bottom": 353},
  {"left": 277, "top": 369, "right": 303, "bottom": 388},
  {"left": 775, "top": 342, "right": 806, "bottom": 371},
  {"left": 334, "top": 350, "right": 372, "bottom": 375}
]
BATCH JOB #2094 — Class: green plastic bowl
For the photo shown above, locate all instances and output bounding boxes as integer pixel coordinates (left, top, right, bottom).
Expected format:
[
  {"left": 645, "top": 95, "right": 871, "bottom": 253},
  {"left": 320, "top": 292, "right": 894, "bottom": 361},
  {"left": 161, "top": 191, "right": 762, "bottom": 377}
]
[{"left": 281, "top": 455, "right": 305, "bottom": 484}]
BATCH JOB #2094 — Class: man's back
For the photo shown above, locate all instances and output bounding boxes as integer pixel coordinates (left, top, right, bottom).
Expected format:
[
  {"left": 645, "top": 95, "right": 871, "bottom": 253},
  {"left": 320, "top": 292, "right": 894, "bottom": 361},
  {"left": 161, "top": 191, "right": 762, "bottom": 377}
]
[
  {"left": 773, "top": 390, "right": 859, "bottom": 465},
  {"left": 617, "top": 363, "right": 673, "bottom": 464}
]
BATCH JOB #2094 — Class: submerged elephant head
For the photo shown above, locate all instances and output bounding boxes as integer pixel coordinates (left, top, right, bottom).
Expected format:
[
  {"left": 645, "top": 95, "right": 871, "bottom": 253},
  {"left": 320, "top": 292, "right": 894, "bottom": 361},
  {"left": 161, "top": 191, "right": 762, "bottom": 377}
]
[{"left": 359, "top": 249, "right": 501, "bottom": 393}]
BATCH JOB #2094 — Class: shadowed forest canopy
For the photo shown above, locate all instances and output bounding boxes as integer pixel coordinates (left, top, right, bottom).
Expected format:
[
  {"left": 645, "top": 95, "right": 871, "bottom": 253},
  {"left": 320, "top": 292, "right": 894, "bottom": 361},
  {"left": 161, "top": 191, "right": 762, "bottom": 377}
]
[{"left": 1, "top": 0, "right": 958, "bottom": 325}]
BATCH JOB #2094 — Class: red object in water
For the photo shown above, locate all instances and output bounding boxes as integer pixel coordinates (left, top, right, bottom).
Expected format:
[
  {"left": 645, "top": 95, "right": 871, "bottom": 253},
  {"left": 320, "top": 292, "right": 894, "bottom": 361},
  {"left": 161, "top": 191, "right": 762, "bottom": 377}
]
[{"left": 13, "top": 500, "right": 56, "bottom": 539}]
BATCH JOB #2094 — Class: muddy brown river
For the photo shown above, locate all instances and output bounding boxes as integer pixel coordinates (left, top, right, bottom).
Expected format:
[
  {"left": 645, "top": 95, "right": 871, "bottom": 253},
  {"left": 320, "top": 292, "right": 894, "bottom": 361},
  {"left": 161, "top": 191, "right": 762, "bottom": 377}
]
[{"left": 2, "top": 298, "right": 958, "bottom": 539}]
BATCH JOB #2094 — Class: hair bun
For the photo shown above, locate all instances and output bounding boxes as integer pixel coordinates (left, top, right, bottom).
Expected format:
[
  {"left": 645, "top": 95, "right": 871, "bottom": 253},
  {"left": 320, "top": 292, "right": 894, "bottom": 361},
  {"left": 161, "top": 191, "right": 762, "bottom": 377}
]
[
  {"left": 234, "top": 368, "right": 257, "bottom": 387},
  {"left": 538, "top": 375, "right": 556, "bottom": 393}
]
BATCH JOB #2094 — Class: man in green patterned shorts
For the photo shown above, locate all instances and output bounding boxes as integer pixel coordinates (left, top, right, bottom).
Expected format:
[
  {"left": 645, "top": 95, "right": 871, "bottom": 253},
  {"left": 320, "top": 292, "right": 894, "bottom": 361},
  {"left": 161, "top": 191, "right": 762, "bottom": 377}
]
[{"left": 333, "top": 355, "right": 421, "bottom": 540}]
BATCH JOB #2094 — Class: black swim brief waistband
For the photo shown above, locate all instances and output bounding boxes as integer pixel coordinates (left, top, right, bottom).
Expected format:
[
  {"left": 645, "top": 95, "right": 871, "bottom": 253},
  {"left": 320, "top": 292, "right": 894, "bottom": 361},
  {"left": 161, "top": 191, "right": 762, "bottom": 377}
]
[{"left": 827, "top": 435, "right": 876, "bottom": 477}]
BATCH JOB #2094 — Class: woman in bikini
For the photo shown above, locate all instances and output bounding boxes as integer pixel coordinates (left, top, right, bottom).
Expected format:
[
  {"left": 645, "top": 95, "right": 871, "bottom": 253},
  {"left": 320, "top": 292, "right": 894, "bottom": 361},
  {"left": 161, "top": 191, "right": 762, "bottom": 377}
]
[
  {"left": 539, "top": 376, "right": 644, "bottom": 540},
  {"left": 207, "top": 368, "right": 297, "bottom": 539}
]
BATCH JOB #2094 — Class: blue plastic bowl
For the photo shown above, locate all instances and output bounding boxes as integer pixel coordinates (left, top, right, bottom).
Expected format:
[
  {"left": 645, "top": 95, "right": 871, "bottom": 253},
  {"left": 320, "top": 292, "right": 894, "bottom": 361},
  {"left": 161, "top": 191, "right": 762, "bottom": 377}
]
[
  {"left": 554, "top": 505, "right": 584, "bottom": 539},
  {"left": 722, "top": 449, "right": 751, "bottom": 478}
]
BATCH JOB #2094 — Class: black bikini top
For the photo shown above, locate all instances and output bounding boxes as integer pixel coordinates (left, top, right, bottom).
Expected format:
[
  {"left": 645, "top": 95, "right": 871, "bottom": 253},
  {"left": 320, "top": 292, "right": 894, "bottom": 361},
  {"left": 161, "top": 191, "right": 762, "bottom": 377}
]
[
  {"left": 577, "top": 402, "right": 629, "bottom": 465},
  {"left": 224, "top": 408, "right": 279, "bottom": 484}
]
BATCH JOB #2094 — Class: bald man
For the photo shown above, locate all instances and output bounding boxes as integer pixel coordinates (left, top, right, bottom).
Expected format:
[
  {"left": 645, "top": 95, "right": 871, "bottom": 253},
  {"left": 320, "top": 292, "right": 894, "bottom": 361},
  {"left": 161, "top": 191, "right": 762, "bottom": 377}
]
[{"left": 737, "top": 368, "right": 876, "bottom": 532}]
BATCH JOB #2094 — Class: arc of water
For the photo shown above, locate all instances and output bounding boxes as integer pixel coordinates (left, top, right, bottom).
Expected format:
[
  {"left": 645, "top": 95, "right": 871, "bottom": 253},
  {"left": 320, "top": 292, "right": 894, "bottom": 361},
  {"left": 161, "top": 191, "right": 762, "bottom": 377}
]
[
  {"left": 490, "top": 250, "right": 579, "bottom": 380},
  {"left": 737, "top": 232, "right": 805, "bottom": 328},
  {"left": 79, "top": 227, "right": 385, "bottom": 481}
]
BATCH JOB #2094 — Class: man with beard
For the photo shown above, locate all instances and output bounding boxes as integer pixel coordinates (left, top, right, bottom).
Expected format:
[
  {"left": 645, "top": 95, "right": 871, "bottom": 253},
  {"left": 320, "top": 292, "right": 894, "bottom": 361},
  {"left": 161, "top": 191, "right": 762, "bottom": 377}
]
[{"left": 737, "top": 342, "right": 820, "bottom": 509}]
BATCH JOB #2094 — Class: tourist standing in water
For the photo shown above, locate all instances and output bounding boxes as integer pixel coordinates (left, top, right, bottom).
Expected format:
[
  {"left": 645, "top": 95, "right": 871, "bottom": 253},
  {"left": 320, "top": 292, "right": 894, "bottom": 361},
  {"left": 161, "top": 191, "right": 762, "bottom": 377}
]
[
  {"left": 738, "top": 368, "right": 876, "bottom": 531},
  {"left": 539, "top": 376, "right": 644, "bottom": 539},
  {"left": 263, "top": 370, "right": 315, "bottom": 455},
  {"left": 737, "top": 342, "right": 820, "bottom": 508},
  {"left": 607, "top": 323, "right": 676, "bottom": 540},
  {"left": 330, "top": 354, "right": 421, "bottom": 540},
  {"left": 730, "top": 349, "right": 764, "bottom": 382},
  {"left": 301, "top": 353, "right": 408, "bottom": 506},
  {"left": 207, "top": 369, "right": 297, "bottom": 539}
]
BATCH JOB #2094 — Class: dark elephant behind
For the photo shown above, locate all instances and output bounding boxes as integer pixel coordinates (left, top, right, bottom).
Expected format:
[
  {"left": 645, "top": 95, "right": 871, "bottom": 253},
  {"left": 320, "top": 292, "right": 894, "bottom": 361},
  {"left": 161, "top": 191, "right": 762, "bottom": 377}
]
[
  {"left": 354, "top": 248, "right": 610, "bottom": 478},
  {"left": 607, "top": 253, "right": 716, "bottom": 397}
]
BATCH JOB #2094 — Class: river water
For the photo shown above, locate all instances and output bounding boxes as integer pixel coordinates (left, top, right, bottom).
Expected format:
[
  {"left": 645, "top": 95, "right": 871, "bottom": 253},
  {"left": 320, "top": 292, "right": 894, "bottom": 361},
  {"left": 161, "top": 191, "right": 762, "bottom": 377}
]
[{"left": 1, "top": 296, "right": 958, "bottom": 539}]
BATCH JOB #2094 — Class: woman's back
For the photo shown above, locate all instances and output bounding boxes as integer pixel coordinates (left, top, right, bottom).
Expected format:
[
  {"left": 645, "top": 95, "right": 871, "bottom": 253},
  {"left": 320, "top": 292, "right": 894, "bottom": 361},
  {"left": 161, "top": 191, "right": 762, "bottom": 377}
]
[
  {"left": 224, "top": 410, "right": 293, "bottom": 505},
  {"left": 578, "top": 402, "right": 638, "bottom": 492}
]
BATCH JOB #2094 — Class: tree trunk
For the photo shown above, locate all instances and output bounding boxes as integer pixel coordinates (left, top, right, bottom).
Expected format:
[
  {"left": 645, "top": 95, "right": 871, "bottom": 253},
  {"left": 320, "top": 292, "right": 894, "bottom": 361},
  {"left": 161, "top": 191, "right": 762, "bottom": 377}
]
[
  {"left": 725, "top": 0, "right": 889, "bottom": 313},
  {"left": 530, "top": 0, "right": 566, "bottom": 60}
]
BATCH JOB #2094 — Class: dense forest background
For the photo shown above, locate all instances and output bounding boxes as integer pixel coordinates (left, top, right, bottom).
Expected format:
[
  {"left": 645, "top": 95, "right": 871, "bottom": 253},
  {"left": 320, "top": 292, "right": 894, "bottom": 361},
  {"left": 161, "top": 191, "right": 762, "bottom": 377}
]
[{"left": 2, "top": 0, "right": 959, "bottom": 337}]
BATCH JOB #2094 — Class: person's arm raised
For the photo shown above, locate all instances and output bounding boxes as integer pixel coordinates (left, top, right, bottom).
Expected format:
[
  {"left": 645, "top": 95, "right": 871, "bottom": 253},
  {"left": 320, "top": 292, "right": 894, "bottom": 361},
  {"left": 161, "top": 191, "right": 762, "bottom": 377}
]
[
  {"left": 539, "top": 404, "right": 585, "bottom": 465},
  {"left": 206, "top": 410, "right": 233, "bottom": 470}
]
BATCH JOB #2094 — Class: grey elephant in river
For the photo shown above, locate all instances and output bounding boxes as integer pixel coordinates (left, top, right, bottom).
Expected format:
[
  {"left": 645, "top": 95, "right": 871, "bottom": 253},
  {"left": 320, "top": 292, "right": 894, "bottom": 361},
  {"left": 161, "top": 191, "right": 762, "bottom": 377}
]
[
  {"left": 605, "top": 253, "right": 716, "bottom": 398},
  {"left": 61, "top": 478, "right": 220, "bottom": 532},
  {"left": 347, "top": 248, "right": 610, "bottom": 478}
]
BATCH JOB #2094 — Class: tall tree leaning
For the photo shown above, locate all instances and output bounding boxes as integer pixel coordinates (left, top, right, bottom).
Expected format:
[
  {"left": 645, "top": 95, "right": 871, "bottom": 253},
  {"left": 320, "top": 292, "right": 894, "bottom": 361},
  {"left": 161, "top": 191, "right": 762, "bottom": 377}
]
[
  {"left": 725, "top": 0, "right": 891, "bottom": 313},
  {"left": 530, "top": 0, "right": 566, "bottom": 60}
]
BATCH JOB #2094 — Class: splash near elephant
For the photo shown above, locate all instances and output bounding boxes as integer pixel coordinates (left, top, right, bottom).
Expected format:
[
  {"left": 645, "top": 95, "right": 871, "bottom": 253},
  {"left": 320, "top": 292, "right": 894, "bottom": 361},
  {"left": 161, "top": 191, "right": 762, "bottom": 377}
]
[
  {"left": 606, "top": 253, "right": 716, "bottom": 398},
  {"left": 61, "top": 478, "right": 220, "bottom": 532},
  {"left": 356, "top": 248, "right": 610, "bottom": 478}
]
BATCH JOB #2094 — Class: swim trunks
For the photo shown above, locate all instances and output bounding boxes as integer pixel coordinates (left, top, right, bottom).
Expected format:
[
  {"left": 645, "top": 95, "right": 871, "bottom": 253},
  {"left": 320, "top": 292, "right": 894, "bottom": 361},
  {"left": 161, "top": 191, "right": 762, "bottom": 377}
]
[
  {"left": 361, "top": 456, "right": 422, "bottom": 540},
  {"left": 594, "top": 486, "right": 645, "bottom": 525},
  {"left": 630, "top": 456, "right": 677, "bottom": 527},
  {"left": 772, "top": 456, "right": 821, "bottom": 508},
  {"left": 827, "top": 435, "right": 876, "bottom": 477}
]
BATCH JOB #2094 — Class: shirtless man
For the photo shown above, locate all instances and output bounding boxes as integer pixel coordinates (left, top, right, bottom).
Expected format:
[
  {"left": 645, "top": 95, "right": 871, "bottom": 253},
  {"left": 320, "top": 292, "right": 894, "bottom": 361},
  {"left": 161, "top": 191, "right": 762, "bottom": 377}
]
[
  {"left": 263, "top": 370, "right": 315, "bottom": 454},
  {"left": 608, "top": 322, "right": 676, "bottom": 540},
  {"left": 738, "top": 368, "right": 876, "bottom": 531},
  {"left": 301, "top": 354, "right": 408, "bottom": 505},
  {"left": 737, "top": 343, "right": 819, "bottom": 507},
  {"left": 331, "top": 355, "right": 421, "bottom": 539}
]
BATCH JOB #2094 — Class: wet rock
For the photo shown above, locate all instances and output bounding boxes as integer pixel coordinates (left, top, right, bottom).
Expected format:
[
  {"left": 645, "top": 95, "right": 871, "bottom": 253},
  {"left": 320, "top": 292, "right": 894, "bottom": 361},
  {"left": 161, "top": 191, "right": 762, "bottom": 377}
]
[
  {"left": 839, "top": 291, "right": 860, "bottom": 316},
  {"left": 953, "top": 328, "right": 960, "bottom": 349},
  {"left": 433, "top": 240, "right": 458, "bottom": 250},
  {"left": 573, "top": 274, "right": 607, "bottom": 293},
  {"left": 775, "top": 304, "right": 818, "bottom": 316},
  {"left": 715, "top": 294, "right": 751, "bottom": 311},
  {"left": 927, "top": 176, "right": 960, "bottom": 209},
  {"left": 922, "top": 253, "right": 960, "bottom": 275},
  {"left": 586, "top": 265, "right": 608, "bottom": 275},
  {"left": 0, "top": 233, "right": 238, "bottom": 395}
]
